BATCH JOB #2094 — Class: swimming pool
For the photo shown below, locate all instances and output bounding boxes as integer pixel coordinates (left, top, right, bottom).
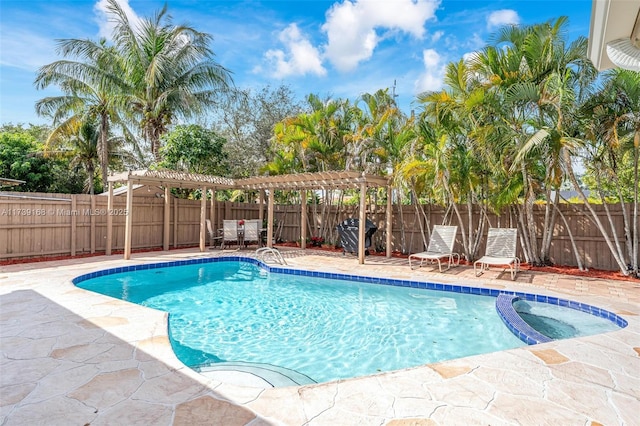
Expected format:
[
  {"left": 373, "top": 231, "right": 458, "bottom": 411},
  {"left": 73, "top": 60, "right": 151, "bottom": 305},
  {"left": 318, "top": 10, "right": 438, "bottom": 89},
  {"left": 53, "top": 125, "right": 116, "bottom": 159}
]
[{"left": 73, "top": 257, "right": 626, "bottom": 386}]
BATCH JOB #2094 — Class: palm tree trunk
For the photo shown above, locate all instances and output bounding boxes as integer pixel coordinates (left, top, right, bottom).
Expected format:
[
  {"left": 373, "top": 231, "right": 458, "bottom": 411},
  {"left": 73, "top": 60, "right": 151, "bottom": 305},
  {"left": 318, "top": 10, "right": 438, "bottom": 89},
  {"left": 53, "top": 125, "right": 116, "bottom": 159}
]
[
  {"left": 523, "top": 166, "right": 541, "bottom": 265},
  {"left": 554, "top": 203, "right": 584, "bottom": 270},
  {"left": 594, "top": 172, "right": 628, "bottom": 268},
  {"left": 87, "top": 164, "right": 95, "bottom": 195},
  {"left": 563, "top": 150, "right": 629, "bottom": 275},
  {"left": 99, "top": 112, "right": 109, "bottom": 189},
  {"left": 540, "top": 188, "right": 558, "bottom": 264},
  {"left": 397, "top": 187, "right": 407, "bottom": 254},
  {"left": 411, "top": 188, "right": 428, "bottom": 250},
  {"left": 514, "top": 204, "right": 532, "bottom": 265}
]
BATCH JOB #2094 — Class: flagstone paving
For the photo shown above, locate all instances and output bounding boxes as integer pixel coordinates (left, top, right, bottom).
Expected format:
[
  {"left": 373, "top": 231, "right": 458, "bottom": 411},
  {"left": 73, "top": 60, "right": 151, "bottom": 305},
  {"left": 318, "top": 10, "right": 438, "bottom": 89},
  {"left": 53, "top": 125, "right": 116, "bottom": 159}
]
[{"left": 1, "top": 248, "right": 638, "bottom": 425}]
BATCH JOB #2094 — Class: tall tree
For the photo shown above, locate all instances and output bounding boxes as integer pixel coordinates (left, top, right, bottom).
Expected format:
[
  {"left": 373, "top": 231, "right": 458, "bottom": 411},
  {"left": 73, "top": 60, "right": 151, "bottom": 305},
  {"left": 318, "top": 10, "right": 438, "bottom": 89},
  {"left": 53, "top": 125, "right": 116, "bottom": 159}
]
[
  {"left": 35, "top": 39, "right": 131, "bottom": 187},
  {"left": 0, "top": 125, "right": 85, "bottom": 193},
  {"left": 212, "top": 85, "right": 304, "bottom": 177},
  {"left": 469, "top": 17, "right": 597, "bottom": 266},
  {"left": 579, "top": 69, "right": 640, "bottom": 277},
  {"left": 159, "top": 124, "right": 229, "bottom": 176},
  {"left": 43, "top": 117, "right": 129, "bottom": 194},
  {"left": 104, "top": 0, "right": 233, "bottom": 161}
]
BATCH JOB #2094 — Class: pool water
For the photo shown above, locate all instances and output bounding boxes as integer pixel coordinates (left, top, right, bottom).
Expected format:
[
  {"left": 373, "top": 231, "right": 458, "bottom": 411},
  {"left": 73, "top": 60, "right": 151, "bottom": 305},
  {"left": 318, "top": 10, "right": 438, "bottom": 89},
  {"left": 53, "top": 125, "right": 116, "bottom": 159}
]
[
  {"left": 76, "top": 261, "right": 525, "bottom": 383},
  {"left": 513, "top": 300, "right": 620, "bottom": 340}
]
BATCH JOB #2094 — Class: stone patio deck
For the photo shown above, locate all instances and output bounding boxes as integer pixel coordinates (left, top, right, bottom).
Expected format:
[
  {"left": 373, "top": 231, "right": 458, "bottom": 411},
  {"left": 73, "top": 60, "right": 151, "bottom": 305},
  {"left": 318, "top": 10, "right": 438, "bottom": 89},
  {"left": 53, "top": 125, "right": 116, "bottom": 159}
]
[{"left": 1, "top": 248, "right": 639, "bottom": 425}]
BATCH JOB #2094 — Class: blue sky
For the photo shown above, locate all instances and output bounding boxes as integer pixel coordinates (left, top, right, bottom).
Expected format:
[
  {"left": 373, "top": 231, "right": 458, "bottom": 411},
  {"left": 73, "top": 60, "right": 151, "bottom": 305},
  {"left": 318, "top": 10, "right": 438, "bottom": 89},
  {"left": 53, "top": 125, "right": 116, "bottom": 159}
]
[{"left": 0, "top": 0, "right": 593, "bottom": 126}]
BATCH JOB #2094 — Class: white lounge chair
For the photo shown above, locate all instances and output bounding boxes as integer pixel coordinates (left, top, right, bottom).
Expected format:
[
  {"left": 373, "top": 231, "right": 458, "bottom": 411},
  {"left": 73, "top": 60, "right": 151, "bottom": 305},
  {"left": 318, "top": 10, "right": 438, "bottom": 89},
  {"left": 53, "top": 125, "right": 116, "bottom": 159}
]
[
  {"left": 243, "top": 219, "right": 261, "bottom": 247},
  {"left": 474, "top": 228, "right": 520, "bottom": 280},
  {"left": 222, "top": 220, "right": 239, "bottom": 249},
  {"left": 409, "top": 225, "right": 460, "bottom": 272}
]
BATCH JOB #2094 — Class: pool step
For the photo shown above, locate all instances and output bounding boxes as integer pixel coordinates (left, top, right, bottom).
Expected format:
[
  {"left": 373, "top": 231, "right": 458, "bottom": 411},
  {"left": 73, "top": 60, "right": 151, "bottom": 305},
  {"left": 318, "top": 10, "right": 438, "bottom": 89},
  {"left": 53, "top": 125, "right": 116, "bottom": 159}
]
[{"left": 196, "top": 361, "right": 317, "bottom": 388}]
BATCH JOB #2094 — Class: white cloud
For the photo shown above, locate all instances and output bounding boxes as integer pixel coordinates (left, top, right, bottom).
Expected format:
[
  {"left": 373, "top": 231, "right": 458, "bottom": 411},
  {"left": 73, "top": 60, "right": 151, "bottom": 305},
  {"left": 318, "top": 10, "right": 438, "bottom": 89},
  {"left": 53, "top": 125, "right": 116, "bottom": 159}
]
[
  {"left": 264, "top": 24, "right": 326, "bottom": 78},
  {"left": 462, "top": 51, "right": 478, "bottom": 63},
  {"left": 431, "top": 30, "right": 444, "bottom": 43},
  {"left": 487, "top": 9, "right": 520, "bottom": 30},
  {"left": 94, "top": 0, "right": 142, "bottom": 40},
  {"left": 0, "top": 30, "right": 57, "bottom": 71},
  {"left": 322, "top": 0, "right": 439, "bottom": 72},
  {"left": 414, "top": 48, "right": 444, "bottom": 93}
]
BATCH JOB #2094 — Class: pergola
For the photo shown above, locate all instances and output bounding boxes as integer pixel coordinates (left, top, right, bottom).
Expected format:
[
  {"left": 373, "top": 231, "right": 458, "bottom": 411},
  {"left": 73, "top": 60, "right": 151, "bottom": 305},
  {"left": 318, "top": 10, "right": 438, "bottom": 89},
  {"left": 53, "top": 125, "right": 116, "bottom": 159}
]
[{"left": 107, "top": 169, "right": 393, "bottom": 264}]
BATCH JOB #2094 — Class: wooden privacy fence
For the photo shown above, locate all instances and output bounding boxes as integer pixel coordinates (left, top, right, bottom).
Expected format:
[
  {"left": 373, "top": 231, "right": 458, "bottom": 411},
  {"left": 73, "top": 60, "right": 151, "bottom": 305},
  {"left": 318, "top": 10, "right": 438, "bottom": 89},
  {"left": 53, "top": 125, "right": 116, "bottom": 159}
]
[
  {"left": 0, "top": 192, "right": 263, "bottom": 258},
  {"left": 0, "top": 191, "right": 633, "bottom": 271}
]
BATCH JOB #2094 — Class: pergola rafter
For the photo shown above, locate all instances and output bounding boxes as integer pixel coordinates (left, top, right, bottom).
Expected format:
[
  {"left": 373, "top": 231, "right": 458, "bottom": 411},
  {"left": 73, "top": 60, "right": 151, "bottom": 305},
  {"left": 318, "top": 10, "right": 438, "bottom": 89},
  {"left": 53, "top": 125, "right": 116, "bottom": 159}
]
[
  {"left": 237, "top": 171, "right": 389, "bottom": 191},
  {"left": 109, "top": 170, "right": 236, "bottom": 189},
  {"left": 107, "top": 169, "right": 393, "bottom": 264}
]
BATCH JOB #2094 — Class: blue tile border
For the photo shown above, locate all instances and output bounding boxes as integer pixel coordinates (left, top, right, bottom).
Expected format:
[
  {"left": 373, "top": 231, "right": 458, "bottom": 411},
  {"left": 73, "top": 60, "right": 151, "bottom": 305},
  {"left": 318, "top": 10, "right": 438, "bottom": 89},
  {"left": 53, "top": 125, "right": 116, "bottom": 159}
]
[
  {"left": 72, "top": 256, "right": 628, "bottom": 339},
  {"left": 495, "top": 295, "right": 553, "bottom": 345}
]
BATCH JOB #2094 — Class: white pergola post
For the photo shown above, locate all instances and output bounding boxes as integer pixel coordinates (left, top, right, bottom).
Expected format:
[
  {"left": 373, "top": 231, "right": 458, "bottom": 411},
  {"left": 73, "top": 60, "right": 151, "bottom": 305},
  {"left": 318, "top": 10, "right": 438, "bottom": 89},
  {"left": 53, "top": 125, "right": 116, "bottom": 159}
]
[
  {"left": 163, "top": 186, "right": 170, "bottom": 251},
  {"left": 358, "top": 182, "right": 367, "bottom": 264},
  {"left": 199, "top": 186, "right": 207, "bottom": 252},
  {"left": 90, "top": 194, "right": 96, "bottom": 254},
  {"left": 211, "top": 188, "right": 216, "bottom": 234},
  {"left": 70, "top": 195, "right": 76, "bottom": 257},
  {"left": 267, "top": 190, "right": 274, "bottom": 248},
  {"left": 173, "top": 197, "right": 178, "bottom": 248},
  {"left": 106, "top": 181, "right": 113, "bottom": 255},
  {"left": 258, "top": 190, "right": 264, "bottom": 225},
  {"left": 301, "top": 190, "right": 307, "bottom": 249},
  {"left": 386, "top": 184, "right": 392, "bottom": 258},
  {"left": 124, "top": 180, "right": 133, "bottom": 260}
]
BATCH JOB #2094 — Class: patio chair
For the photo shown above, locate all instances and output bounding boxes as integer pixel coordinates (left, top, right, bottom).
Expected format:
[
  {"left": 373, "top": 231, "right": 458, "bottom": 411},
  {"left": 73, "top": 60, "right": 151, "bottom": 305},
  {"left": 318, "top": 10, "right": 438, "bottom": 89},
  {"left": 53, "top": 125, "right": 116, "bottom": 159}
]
[
  {"left": 206, "top": 219, "right": 222, "bottom": 249},
  {"left": 409, "top": 225, "right": 460, "bottom": 272},
  {"left": 474, "top": 228, "right": 520, "bottom": 280},
  {"left": 243, "top": 219, "right": 261, "bottom": 247},
  {"left": 222, "top": 220, "right": 239, "bottom": 249}
]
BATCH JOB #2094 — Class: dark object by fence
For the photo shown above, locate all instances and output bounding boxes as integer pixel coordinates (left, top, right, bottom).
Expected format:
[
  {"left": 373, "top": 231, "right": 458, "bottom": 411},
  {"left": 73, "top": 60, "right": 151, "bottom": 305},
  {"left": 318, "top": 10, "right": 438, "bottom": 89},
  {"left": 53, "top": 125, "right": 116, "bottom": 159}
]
[{"left": 336, "top": 218, "right": 377, "bottom": 256}]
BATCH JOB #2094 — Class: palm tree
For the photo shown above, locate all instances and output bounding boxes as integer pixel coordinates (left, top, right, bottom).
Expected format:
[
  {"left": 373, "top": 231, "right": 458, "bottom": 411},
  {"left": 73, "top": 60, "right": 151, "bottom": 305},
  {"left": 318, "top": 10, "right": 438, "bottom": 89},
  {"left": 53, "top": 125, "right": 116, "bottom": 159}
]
[
  {"left": 579, "top": 69, "right": 640, "bottom": 276},
  {"left": 468, "top": 17, "right": 597, "bottom": 266},
  {"left": 35, "top": 39, "right": 132, "bottom": 187},
  {"left": 103, "top": 0, "right": 233, "bottom": 161},
  {"left": 42, "top": 118, "right": 100, "bottom": 194},
  {"left": 410, "top": 60, "right": 495, "bottom": 261}
]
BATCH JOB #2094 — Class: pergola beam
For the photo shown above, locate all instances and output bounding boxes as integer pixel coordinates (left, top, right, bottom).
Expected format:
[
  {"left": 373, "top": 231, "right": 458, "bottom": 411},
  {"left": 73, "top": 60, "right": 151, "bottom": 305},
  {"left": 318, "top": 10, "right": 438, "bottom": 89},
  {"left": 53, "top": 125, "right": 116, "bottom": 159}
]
[{"left": 124, "top": 180, "right": 133, "bottom": 260}]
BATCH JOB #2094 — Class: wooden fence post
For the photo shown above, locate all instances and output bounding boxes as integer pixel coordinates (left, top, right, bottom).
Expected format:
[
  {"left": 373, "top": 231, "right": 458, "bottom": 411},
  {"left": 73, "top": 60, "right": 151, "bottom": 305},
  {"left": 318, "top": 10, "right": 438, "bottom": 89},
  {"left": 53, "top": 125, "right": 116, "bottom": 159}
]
[
  {"left": 124, "top": 180, "right": 133, "bottom": 260},
  {"left": 70, "top": 195, "right": 77, "bottom": 257},
  {"left": 173, "top": 198, "right": 178, "bottom": 248},
  {"left": 163, "top": 186, "right": 170, "bottom": 251},
  {"left": 90, "top": 195, "right": 95, "bottom": 254},
  {"left": 106, "top": 182, "right": 113, "bottom": 255}
]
